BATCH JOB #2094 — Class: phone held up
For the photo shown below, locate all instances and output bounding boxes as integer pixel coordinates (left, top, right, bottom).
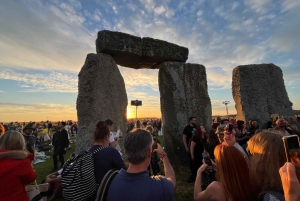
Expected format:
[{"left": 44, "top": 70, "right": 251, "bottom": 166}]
[
  {"left": 152, "top": 136, "right": 158, "bottom": 151},
  {"left": 282, "top": 135, "right": 300, "bottom": 179},
  {"left": 228, "top": 124, "right": 233, "bottom": 132},
  {"left": 202, "top": 153, "right": 213, "bottom": 172}
]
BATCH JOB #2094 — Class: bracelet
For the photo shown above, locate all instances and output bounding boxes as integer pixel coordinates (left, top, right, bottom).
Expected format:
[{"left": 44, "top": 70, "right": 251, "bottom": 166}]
[{"left": 160, "top": 153, "right": 167, "bottom": 160}]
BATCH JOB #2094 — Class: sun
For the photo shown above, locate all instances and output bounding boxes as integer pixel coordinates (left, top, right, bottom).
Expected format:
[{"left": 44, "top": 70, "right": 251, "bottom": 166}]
[{"left": 127, "top": 109, "right": 132, "bottom": 119}]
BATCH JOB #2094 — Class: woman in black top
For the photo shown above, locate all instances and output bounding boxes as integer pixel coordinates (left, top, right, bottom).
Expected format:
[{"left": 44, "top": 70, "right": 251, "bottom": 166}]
[
  {"left": 90, "top": 121, "right": 126, "bottom": 184},
  {"left": 202, "top": 129, "right": 220, "bottom": 188},
  {"left": 190, "top": 125, "right": 207, "bottom": 180}
]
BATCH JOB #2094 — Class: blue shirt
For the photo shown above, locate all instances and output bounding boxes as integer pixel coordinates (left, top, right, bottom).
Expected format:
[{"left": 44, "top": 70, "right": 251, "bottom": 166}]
[
  {"left": 89, "top": 145, "right": 127, "bottom": 184},
  {"left": 106, "top": 169, "right": 174, "bottom": 201}
]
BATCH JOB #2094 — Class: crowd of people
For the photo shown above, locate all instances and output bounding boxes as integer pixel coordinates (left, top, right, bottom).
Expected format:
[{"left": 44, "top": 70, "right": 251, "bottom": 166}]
[
  {"left": 183, "top": 115, "right": 300, "bottom": 201},
  {"left": 0, "top": 115, "right": 300, "bottom": 200}
]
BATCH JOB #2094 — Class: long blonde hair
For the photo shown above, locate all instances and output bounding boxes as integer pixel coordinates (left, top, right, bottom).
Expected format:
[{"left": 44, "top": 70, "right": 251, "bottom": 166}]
[
  {"left": 247, "top": 131, "right": 285, "bottom": 199},
  {"left": 0, "top": 131, "right": 26, "bottom": 150}
]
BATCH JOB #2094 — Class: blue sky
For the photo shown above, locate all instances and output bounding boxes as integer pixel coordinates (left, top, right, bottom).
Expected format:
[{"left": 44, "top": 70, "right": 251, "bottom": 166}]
[{"left": 0, "top": 0, "right": 299, "bottom": 122}]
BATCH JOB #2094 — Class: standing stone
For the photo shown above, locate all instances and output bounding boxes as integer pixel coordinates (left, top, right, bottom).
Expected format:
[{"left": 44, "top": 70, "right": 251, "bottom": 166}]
[
  {"left": 159, "top": 62, "right": 212, "bottom": 165},
  {"left": 232, "top": 64, "right": 293, "bottom": 128},
  {"left": 76, "top": 53, "right": 127, "bottom": 153}
]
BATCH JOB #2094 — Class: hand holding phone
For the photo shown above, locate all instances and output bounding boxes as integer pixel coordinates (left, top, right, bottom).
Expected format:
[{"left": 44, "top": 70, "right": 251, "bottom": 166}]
[
  {"left": 152, "top": 136, "right": 158, "bottom": 150},
  {"left": 283, "top": 135, "right": 300, "bottom": 180},
  {"left": 202, "top": 153, "right": 213, "bottom": 172}
]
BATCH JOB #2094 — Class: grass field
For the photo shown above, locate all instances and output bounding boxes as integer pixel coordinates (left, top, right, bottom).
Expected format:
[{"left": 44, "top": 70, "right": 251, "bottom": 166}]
[{"left": 33, "top": 134, "right": 193, "bottom": 201}]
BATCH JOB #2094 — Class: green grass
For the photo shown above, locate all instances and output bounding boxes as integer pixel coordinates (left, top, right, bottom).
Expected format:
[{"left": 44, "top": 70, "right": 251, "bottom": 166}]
[
  {"left": 33, "top": 141, "right": 76, "bottom": 184},
  {"left": 157, "top": 135, "right": 194, "bottom": 200},
  {"left": 34, "top": 130, "right": 75, "bottom": 183},
  {"left": 33, "top": 134, "right": 193, "bottom": 201}
]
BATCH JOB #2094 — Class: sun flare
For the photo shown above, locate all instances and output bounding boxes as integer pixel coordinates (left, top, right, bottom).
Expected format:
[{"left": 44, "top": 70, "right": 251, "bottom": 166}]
[{"left": 127, "top": 109, "right": 132, "bottom": 119}]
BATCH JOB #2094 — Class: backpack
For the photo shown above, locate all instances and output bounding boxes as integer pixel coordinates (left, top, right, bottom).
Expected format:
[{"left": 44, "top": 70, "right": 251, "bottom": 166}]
[{"left": 61, "top": 145, "right": 108, "bottom": 201}]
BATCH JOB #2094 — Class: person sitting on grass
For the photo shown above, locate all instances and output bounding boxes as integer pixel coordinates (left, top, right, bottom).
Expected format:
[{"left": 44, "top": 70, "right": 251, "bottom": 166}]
[{"left": 22, "top": 123, "right": 37, "bottom": 155}]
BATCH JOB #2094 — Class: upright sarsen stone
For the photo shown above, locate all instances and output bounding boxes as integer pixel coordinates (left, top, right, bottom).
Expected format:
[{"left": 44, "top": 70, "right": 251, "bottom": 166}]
[
  {"left": 76, "top": 53, "right": 127, "bottom": 153},
  {"left": 159, "top": 62, "right": 212, "bottom": 165},
  {"left": 232, "top": 64, "right": 293, "bottom": 128}
]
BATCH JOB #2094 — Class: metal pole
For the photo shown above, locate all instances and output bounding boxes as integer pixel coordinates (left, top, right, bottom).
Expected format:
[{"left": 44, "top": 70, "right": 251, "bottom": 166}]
[
  {"left": 136, "top": 105, "right": 137, "bottom": 121},
  {"left": 226, "top": 103, "right": 228, "bottom": 117}
]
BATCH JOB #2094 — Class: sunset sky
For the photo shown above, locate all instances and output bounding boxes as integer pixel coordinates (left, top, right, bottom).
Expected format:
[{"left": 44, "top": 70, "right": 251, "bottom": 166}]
[{"left": 0, "top": 0, "right": 299, "bottom": 122}]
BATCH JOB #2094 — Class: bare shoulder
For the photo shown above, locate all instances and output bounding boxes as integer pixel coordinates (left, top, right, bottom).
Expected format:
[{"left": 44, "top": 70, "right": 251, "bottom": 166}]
[
  {"left": 205, "top": 181, "right": 227, "bottom": 201},
  {"left": 207, "top": 181, "right": 224, "bottom": 190}
]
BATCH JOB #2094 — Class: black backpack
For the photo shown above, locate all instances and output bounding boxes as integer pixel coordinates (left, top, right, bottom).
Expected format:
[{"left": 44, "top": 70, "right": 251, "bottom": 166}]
[{"left": 61, "top": 145, "right": 108, "bottom": 201}]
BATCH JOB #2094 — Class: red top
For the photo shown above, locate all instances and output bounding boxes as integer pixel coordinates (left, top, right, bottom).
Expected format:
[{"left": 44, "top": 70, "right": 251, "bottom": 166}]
[{"left": 0, "top": 149, "right": 37, "bottom": 201}]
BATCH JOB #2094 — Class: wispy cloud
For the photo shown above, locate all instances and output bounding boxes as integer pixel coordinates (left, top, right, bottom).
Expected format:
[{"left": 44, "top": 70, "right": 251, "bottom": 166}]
[
  {"left": 119, "top": 67, "right": 159, "bottom": 92},
  {"left": 0, "top": 0, "right": 300, "bottom": 121},
  {"left": 0, "top": 0, "right": 95, "bottom": 72},
  {"left": 281, "top": 0, "right": 300, "bottom": 12},
  {"left": 0, "top": 69, "right": 77, "bottom": 92},
  {"left": 0, "top": 102, "right": 73, "bottom": 111}
]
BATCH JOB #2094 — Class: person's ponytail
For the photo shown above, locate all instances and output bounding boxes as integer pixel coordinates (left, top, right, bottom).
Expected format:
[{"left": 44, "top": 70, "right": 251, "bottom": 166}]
[{"left": 94, "top": 121, "right": 110, "bottom": 142}]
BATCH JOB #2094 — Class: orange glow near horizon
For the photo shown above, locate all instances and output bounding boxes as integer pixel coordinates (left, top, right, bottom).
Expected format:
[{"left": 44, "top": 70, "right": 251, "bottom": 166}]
[{"left": 2, "top": 106, "right": 238, "bottom": 123}]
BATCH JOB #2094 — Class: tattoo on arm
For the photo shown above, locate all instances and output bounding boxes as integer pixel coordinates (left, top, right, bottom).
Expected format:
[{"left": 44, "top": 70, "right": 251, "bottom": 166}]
[{"left": 206, "top": 195, "right": 212, "bottom": 201}]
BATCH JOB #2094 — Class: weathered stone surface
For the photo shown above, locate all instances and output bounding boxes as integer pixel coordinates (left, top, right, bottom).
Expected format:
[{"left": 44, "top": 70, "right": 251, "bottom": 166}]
[
  {"left": 96, "top": 30, "right": 189, "bottom": 69},
  {"left": 159, "top": 62, "right": 212, "bottom": 165},
  {"left": 232, "top": 64, "right": 294, "bottom": 128},
  {"left": 76, "top": 53, "right": 127, "bottom": 153}
]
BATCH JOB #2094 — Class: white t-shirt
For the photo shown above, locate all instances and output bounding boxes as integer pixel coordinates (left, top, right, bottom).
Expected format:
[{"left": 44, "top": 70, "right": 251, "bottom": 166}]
[
  {"left": 64, "top": 125, "right": 69, "bottom": 131},
  {"left": 64, "top": 125, "right": 70, "bottom": 139},
  {"left": 110, "top": 131, "right": 122, "bottom": 152},
  {"left": 109, "top": 132, "right": 115, "bottom": 143}
]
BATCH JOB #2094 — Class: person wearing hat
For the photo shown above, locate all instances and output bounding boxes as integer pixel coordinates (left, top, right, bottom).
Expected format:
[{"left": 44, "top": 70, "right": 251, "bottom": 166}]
[
  {"left": 22, "top": 123, "right": 37, "bottom": 155},
  {"left": 215, "top": 124, "right": 226, "bottom": 143}
]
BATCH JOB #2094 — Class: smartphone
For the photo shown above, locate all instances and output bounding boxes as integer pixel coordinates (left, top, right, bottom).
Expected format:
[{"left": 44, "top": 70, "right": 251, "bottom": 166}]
[
  {"left": 282, "top": 135, "right": 300, "bottom": 163},
  {"left": 152, "top": 137, "right": 158, "bottom": 150},
  {"left": 202, "top": 153, "right": 212, "bottom": 166},
  {"left": 283, "top": 135, "right": 300, "bottom": 179},
  {"left": 228, "top": 124, "right": 233, "bottom": 132}
]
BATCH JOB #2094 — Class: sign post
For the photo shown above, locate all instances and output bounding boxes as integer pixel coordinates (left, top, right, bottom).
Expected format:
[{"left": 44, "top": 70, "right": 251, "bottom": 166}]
[{"left": 131, "top": 100, "right": 142, "bottom": 120}]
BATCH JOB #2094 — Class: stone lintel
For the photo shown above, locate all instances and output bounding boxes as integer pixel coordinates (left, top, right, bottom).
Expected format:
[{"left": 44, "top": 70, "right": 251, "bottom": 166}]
[{"left": 96, "top": 30, "right": 189, "bottom": 69}]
